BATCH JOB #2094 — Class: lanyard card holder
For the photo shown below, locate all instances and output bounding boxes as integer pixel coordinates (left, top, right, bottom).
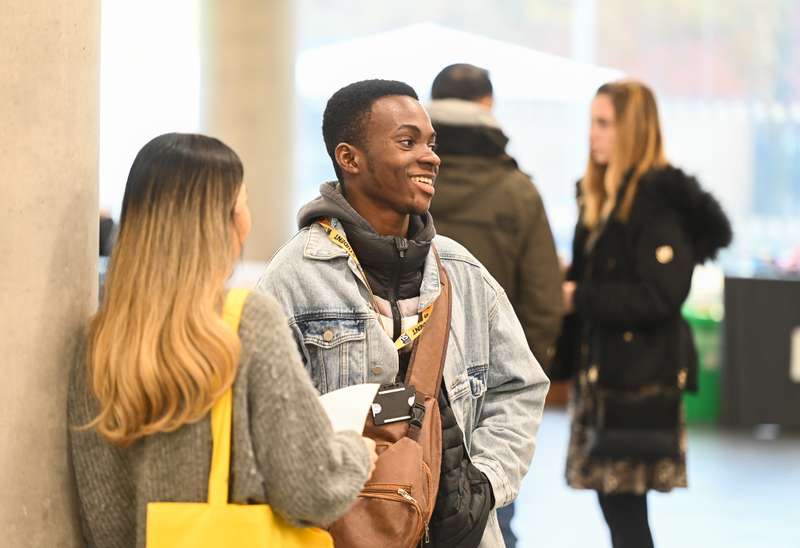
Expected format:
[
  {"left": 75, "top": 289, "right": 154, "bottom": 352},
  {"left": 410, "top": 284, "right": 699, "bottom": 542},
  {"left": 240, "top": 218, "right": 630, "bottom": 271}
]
[{"left": 370, "top": 383, "right": 416, "bottom": 426}]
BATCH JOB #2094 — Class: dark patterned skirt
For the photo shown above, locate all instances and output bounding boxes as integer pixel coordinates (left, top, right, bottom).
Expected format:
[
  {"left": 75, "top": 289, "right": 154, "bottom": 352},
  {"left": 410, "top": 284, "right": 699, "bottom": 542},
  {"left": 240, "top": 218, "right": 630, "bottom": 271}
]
[{"left": 565, "top": 376, "right": 688, "bottom": 494}]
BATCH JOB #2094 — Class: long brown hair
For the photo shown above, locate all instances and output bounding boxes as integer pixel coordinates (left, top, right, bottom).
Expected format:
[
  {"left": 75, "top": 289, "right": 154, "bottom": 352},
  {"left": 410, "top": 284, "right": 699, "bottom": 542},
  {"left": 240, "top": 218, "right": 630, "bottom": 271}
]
[
  {"left": 581, "top": 80, "right": 667, "bottom": 228},
  {"left": 86, "top": 133, "right": 244, "bottom": 446}
]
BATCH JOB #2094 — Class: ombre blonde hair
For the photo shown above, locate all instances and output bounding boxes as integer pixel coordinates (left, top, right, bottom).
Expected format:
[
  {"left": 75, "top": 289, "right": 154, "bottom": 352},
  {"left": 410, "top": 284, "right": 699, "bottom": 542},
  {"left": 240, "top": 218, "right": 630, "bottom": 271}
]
[
  {"left": 86, "top": 133, "right": 244, "bottom": 446},
  {"left": 581, "top": 80, "right": 667, "bottom": 228}
]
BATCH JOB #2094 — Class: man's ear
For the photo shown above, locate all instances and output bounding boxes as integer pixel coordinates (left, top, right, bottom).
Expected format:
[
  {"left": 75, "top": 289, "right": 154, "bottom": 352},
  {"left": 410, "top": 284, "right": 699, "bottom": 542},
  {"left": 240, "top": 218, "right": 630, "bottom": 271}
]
[
  {"left": 335, "top": 143, "right": 362, "bottom": 176},
  {"left": 476, "top": 95, "right": 494, "bottom": 110}
]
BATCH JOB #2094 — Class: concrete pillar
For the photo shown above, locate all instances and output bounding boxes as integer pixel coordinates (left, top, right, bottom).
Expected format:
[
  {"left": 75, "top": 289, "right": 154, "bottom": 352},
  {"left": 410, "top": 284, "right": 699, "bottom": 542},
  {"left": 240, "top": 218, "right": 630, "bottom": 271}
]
[
  {"left": 0, "top": 2, "right": 99, "bottom": 546},
  {"left": 201, "top": 0, "right": 295, "bottom": 262}
]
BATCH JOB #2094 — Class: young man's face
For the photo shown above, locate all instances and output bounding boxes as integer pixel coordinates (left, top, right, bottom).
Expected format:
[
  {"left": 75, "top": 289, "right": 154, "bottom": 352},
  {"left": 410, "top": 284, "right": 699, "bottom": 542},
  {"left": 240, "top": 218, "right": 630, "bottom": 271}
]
[{"left": 355, "top": 95, "right": 441, "bottom": 217}]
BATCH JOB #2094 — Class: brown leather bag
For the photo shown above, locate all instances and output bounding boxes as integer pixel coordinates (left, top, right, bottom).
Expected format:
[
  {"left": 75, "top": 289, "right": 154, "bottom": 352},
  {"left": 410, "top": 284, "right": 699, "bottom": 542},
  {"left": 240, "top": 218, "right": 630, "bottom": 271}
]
[{"left": 328, "top": 252, "right": 451, "bottom": 548}]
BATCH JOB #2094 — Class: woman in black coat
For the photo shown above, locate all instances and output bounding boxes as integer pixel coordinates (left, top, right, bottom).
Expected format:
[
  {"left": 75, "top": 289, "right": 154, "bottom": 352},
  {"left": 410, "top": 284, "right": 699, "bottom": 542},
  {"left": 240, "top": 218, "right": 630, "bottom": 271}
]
[{"left": 555, "top": 80, "right": 732, "bottom": 548}]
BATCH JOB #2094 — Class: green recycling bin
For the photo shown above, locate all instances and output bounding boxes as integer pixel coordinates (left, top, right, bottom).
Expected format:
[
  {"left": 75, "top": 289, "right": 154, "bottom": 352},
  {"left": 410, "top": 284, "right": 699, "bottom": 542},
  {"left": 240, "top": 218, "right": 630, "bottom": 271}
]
[{"left": 682, "top": 310, "right": 722, "bottom": 423}]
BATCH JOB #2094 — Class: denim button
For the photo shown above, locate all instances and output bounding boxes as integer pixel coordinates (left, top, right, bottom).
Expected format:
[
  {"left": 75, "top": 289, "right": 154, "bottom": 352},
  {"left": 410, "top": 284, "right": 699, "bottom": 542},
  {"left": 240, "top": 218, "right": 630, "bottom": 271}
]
[{"left": 322, "top": 329, "right": 334, "bottom": 342}]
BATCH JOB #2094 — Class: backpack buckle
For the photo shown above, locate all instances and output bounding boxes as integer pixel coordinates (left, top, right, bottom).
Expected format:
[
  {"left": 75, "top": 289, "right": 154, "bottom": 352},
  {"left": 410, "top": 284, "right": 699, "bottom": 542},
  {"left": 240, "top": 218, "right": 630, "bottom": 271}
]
[{"left": 409, "top": 402, "right": 426, "bottom": 429}]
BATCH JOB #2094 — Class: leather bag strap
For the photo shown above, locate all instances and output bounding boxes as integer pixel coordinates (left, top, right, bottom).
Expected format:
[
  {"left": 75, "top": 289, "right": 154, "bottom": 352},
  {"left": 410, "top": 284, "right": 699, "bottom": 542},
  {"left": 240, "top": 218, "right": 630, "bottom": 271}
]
[{"left": 405, "top": 248, "right": 451, "bottom": 400}]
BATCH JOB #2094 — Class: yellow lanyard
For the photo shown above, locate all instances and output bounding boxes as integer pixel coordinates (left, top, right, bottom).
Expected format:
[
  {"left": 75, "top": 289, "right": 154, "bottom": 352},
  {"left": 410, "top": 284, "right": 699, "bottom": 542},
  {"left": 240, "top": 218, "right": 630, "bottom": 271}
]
[{"left": 317, "top": 218, "right": 433, "bottom": 350}]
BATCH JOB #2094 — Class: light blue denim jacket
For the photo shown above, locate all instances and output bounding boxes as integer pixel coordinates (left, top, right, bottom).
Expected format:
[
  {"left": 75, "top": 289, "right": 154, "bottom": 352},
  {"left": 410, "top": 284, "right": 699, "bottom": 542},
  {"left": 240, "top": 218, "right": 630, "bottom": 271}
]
[{"left": 257, "top": 218, "right": 549, "bottom": 547}]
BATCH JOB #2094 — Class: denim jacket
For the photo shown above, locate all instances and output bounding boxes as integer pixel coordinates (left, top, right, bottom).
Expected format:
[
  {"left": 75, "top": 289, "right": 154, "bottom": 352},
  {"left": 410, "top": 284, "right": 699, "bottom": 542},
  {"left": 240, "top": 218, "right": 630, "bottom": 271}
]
[{"left": 257, "top": 218, "right": 550, "bottom": 547}]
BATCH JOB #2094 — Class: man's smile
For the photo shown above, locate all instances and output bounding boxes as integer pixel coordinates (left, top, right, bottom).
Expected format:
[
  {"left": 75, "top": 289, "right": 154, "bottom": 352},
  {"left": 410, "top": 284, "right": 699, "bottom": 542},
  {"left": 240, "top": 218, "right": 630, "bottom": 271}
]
[
  {"left": 410, "top": 175, "right": 435, "bottom": 186},
  {"left": 410, "top": 174, "right": 436, "bottom": 196}
]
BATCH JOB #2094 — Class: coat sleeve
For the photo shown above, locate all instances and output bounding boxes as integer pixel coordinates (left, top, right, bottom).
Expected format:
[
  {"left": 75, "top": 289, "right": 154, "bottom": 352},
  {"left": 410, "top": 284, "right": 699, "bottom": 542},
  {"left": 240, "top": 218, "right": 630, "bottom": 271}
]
[
  {"left": 573, "top": 209, "right": 694, "bottom": 328},
  {"left": 468, "top": 278, "right": 550, "bottom": 508},
  {"left": 513, "top": 181, "right": 564, "bottom": 369}
]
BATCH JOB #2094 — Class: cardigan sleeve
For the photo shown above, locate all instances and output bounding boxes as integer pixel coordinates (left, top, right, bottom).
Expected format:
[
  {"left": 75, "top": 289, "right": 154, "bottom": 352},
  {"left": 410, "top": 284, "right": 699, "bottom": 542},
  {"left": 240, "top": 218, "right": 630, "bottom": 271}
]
[{"left": 240, "top": 292, "right": 371, "bottom": 527}]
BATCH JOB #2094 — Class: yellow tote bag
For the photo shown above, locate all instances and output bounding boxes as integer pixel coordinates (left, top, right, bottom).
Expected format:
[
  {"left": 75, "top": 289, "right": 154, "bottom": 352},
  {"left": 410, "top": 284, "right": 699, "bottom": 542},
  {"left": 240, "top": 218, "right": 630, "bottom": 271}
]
[{"left": 146, "top": 288, "right": 334, "bottom": 548}]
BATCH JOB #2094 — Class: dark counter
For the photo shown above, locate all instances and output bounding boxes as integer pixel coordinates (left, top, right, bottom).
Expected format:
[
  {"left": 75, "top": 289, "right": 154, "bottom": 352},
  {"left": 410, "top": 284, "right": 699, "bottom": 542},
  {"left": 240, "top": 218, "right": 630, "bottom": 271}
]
[{"left": 723, "top": 276, "right": 800, "bottom": 428}]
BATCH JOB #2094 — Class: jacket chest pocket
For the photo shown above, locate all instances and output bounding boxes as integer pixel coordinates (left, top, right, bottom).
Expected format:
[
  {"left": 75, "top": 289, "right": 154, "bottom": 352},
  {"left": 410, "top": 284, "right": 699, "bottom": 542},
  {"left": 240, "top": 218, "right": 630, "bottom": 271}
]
[
  {"left": 446, "top": 364, "right": 489, "bottom": 451},
  {"left": 466, "top": 364, "right": 488, "bottom": 399},
  {"left": 446, "top": 333, "right": 490, "bottom": 442},
  {"left": 443, "top": 322, "right": 491, "bottom": 442},
  {"left": 296, "top": 317, "right": 366, "bottom": 392}
]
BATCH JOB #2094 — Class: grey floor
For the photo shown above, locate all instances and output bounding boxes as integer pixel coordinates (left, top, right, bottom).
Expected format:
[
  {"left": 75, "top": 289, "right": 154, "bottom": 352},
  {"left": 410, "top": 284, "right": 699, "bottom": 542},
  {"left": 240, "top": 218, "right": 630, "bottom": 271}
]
[{"left": 513, "top": 409, "right": 800, "bottom": 548}]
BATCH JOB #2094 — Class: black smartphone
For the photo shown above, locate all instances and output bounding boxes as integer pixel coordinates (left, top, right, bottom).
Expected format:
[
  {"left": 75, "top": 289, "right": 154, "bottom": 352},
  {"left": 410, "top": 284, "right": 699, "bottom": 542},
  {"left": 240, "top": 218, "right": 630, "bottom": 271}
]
[{"left": 371, "top": 384, "right": 416, "bottom": 425}]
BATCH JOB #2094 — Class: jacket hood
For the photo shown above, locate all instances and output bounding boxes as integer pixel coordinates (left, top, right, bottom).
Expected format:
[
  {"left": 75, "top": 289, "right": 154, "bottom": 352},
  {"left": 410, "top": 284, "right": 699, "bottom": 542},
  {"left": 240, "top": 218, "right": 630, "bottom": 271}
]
[
  {"left": 635, "top": 167, "right": 732, "bottom": 263},
  {"left": 298, "top": 181, "right": 368, "bottom": 230}
]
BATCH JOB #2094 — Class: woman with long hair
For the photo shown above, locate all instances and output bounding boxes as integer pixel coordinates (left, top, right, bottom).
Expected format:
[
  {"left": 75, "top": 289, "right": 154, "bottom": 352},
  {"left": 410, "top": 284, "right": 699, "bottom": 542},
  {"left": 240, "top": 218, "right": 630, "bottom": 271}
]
[
  {"left": 68, "top": 133, "right": 376, "bottom": 547},
  {"left": 553, "top": 81, "right": 731, "bottom": 547}
]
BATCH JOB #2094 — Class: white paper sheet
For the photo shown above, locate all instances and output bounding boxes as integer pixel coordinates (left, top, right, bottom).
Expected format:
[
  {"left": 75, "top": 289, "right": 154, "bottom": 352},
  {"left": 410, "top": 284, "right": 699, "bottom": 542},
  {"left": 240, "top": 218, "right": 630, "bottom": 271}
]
[{"left": 319, "top": 383, "right": 380, "bottom": 433}]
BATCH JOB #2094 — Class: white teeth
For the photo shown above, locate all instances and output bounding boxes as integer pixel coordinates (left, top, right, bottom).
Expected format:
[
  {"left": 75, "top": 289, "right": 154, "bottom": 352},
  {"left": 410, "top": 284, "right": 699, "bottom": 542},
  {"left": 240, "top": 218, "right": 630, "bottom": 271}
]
[{"left": 411, "top": 176, "right": 433, "bottom": 185}]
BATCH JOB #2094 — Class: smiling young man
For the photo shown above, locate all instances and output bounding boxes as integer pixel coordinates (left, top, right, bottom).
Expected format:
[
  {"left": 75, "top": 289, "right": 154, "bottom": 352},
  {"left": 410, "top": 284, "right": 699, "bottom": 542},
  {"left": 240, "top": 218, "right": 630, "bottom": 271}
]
[{"left": 257, "top": 80, "right": 549, "bottom": 547}]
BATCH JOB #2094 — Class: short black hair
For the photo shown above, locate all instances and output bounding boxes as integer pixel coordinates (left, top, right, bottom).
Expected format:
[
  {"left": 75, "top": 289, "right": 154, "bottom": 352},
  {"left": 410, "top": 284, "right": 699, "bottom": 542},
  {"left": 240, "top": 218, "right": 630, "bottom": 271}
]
[
  {"left": 322, "top": 79, "right": 419, "bottom": 181},
  {"left": 431, "top": 63, "right": 493, "bottom": 101}
]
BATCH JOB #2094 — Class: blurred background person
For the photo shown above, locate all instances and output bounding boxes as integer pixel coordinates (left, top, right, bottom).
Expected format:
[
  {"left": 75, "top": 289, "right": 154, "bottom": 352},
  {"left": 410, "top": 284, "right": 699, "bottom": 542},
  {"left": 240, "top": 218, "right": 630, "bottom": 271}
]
[
  {"left": 553, "top": 80, "right": 732, "bottom": 548},
  {"left": 99, "top": 209, "right": 116, "bottom": 257},
  {"left": 427, "top": 63, "right": 563, "bottom": 548},
  {"left": 68, "top": 133, "right": 376, "bottom": 548},
  {"left": 98, "top": 209, "right": 117, "bottom": 302}
]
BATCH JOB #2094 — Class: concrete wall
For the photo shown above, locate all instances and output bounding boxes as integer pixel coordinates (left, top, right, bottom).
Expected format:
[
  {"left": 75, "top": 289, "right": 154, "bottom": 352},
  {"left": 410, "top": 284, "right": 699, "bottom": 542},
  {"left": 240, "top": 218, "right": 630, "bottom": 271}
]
[{"left": 0, "top": 2, "right": 100, "bottom": 546}]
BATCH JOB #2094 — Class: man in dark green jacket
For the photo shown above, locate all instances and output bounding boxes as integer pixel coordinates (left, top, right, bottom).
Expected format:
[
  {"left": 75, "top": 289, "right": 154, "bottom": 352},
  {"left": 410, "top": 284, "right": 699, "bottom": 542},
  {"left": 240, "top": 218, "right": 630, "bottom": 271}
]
[{"left": 428, "top": 64, "right": 563, "bottom": 548}]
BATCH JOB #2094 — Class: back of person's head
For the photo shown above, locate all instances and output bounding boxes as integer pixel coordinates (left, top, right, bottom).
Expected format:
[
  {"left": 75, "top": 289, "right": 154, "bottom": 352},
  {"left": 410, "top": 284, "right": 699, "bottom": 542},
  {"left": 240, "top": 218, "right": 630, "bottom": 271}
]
[
  {"left": 322, "top": 79, "right": 419, "bottom": 182},
  {"left": 582, "top": 79, "right": 667, "bottom": 227},
  {"left": 430, "top": 63, "right": 493, "bottom": 101},
  {"left": 87, "top": 132, "right": 244, "bottom": 446}
]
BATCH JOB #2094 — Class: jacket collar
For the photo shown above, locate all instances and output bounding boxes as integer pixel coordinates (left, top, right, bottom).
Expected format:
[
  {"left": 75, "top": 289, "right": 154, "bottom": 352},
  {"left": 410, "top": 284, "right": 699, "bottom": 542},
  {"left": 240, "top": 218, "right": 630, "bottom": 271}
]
[
  {"left": 418, "top": 247, "right": 443, "bottom": 310},
  {"left": 303, "top": 217, "right": 348, "bottom": 261},
  {"left": 303, "top": 218, "right": 442, "bottom": 311},
  {"left": 428, "top": 98, "right": 501, "bottom": 129},
  {"left": 428, "top": 99, "right": 510, "bottom": 158}
]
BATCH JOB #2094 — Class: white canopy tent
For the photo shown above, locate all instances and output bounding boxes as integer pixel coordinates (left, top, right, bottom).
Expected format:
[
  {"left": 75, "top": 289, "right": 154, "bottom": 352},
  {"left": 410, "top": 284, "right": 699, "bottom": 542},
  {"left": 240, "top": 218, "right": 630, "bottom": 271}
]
[{"left": 296, "top": 22, "right": 623, "bottom": 102}]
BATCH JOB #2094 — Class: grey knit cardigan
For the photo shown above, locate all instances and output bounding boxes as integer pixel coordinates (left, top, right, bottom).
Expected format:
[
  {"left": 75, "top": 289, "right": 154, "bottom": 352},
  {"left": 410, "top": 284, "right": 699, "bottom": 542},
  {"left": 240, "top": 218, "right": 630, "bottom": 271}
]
[{"left": 68, "top": 292, "right": 370, "bottom": 548}]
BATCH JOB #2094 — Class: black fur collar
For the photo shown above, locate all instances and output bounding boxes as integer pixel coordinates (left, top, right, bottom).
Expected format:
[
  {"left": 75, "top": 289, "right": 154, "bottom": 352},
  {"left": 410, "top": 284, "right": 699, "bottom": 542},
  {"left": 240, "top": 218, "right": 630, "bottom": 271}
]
[{"left": 634, "top": 167, "right": 732, "bottom": 263}]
